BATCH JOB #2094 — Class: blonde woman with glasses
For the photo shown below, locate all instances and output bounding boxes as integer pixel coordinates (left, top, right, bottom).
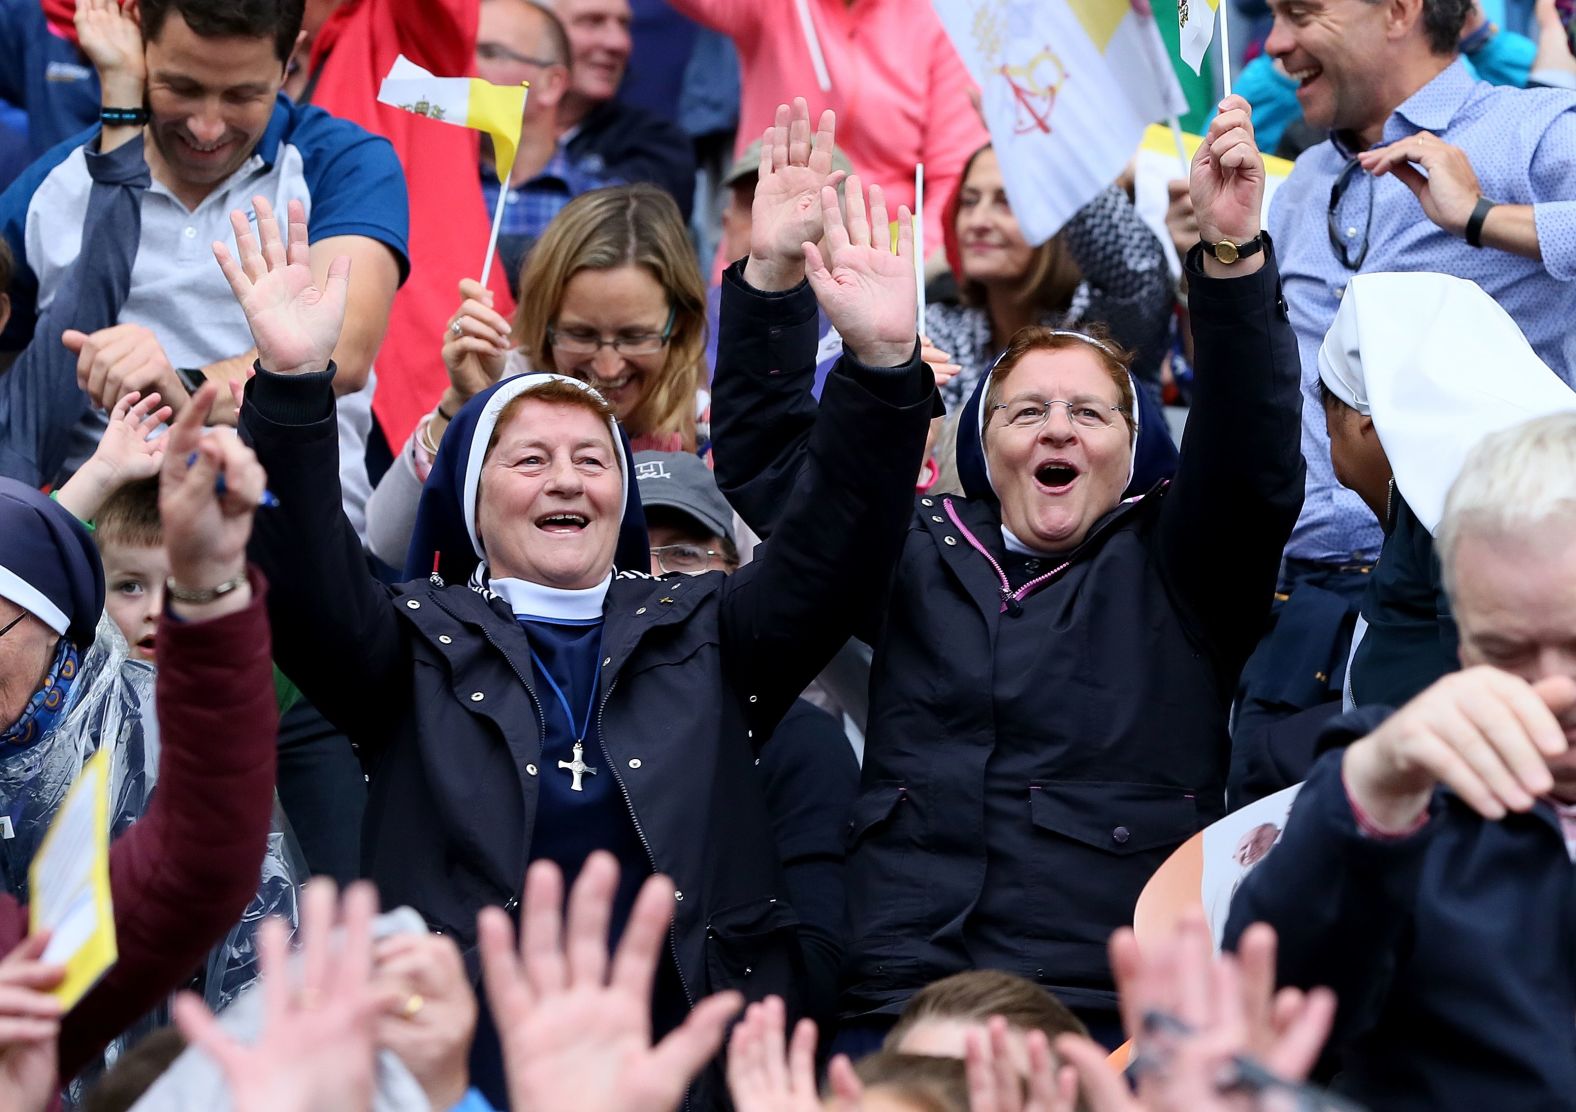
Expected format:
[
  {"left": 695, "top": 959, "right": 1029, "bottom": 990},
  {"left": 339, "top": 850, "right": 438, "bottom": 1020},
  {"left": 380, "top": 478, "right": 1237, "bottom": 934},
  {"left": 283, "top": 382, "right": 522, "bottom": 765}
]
[{"left": 365, "top": 183, "right": 710, "bottom": 568}]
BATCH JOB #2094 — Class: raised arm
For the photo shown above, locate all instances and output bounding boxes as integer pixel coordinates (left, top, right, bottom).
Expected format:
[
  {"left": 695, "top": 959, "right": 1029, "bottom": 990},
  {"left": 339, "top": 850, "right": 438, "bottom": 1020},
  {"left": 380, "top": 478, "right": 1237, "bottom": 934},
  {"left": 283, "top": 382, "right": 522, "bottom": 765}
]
[
  {"left": 1157, "top": 98, "right": 1305, "bottom": 676},
  {"left": 222, "top": 197, "right": 408, "bottom": 754},
  {"left": 721, "top": 176, "right": 933, "bottom": 732},
  {"left": 57, "top": 393, "right": 279, "bottom": 1079},
  {"left": 712, "top": 100, "right": 851, "bottom": 539}
]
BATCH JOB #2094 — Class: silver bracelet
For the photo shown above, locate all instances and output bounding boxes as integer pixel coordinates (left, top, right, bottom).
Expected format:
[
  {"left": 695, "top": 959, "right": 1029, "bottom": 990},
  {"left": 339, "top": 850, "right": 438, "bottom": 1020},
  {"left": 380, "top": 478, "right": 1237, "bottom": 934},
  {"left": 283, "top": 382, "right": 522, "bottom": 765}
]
[{"left": 166, "top": 572, "right": 248, "bottom": 605}]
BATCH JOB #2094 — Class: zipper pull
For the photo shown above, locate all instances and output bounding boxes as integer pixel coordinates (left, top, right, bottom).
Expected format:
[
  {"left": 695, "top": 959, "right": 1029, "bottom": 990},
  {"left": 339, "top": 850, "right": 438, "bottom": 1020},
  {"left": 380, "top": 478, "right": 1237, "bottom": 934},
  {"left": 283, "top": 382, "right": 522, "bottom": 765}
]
[{"left": 1002, "top": 590, "right": 1023, "bottom": 617}]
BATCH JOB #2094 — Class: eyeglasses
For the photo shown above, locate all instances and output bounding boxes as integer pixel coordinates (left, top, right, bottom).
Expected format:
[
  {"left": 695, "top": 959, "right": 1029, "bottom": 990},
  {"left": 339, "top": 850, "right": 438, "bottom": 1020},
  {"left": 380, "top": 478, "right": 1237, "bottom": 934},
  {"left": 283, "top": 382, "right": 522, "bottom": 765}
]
[
  {"left": 548, "top": 306, "right": 676, "bottom": 357},
  {"left": 650, "top": 543, "right": 722, "bottom": 575},
  {"left": 475, "top": 42, "right": 562, "bottom": 69},
  {"left": 0, "top": 612, "right": 27, "bottom": 640},
  {"left": 991, "top": 397, "right": 1126, "bottom": 431},
  {"left": 1327, "top": 157, "right": 1373, "bottom": 271}
]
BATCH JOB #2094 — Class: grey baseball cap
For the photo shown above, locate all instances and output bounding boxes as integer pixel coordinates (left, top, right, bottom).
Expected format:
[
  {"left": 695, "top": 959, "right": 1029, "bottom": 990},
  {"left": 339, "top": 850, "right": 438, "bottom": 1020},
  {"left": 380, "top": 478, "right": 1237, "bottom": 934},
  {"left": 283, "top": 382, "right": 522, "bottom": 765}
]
[{"left": 632, "top": 451, "right": 734, "bottom": 541}]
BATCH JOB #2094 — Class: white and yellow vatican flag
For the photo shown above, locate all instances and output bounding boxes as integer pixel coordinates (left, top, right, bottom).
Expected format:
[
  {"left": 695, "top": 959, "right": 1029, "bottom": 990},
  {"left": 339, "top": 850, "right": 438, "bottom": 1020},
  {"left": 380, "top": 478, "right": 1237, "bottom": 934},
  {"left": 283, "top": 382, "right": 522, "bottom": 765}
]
[
  {"left": 933, "top": 0, "right": 1190, "bottom": 245},
  {"left": 1178, "top": 0, "right": 1222, "bottom": 74},
  {"left": 377, "top": 55, "right": 528, "bottom": 183}
]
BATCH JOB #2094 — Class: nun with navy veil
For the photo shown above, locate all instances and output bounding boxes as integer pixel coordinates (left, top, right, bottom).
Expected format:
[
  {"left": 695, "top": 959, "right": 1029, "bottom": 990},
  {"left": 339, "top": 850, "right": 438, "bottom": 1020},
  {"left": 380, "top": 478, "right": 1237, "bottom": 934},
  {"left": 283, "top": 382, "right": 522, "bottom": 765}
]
[{"left": 223, "top": 121, "right": 933, "bottom": 1103}]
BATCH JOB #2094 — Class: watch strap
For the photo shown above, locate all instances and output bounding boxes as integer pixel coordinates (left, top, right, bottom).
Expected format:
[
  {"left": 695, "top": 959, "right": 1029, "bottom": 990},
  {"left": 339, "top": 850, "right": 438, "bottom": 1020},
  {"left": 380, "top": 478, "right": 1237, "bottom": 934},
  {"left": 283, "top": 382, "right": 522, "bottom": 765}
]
[
  {"left": 100, "top": 107, "right": 149, "bottom": 126},
  {"left": 1465, "top": 196, "right": 1496, "bottom": 248},
  {"left": 1201, "top": 232, "right": 1266, "bottom": 264}
]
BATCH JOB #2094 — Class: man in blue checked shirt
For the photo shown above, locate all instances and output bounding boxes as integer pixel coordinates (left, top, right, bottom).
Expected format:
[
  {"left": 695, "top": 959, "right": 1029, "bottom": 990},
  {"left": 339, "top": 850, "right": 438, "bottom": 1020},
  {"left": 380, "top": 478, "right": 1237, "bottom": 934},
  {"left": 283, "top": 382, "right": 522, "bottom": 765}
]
[
  {"left": 475, "top": 0, "right": 613, "bottom": 297},
  {"left": 1230, "top": 0, "right": 1576, "bottom": 804}
]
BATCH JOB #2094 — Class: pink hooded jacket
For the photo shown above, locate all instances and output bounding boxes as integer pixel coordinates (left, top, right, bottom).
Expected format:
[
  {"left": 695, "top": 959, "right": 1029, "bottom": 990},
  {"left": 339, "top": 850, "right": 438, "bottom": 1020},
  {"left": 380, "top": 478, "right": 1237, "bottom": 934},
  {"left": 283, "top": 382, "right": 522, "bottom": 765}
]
[{"left": 671, "top": 0, "right": 987, "bottom": 248}]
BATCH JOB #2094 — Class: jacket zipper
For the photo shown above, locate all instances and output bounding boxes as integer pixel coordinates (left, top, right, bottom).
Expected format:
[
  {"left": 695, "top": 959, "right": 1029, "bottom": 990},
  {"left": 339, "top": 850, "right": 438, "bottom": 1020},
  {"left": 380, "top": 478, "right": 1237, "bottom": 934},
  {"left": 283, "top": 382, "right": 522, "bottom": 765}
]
[
  {"left": 475, "top": 621, "right": 548, "bottom": 916},
  {"left": 597, "top": 675, "right": 696, "bottom": 1010},
  {"left": 942, "top": 498, "right": 1070, "bottom": 614}
]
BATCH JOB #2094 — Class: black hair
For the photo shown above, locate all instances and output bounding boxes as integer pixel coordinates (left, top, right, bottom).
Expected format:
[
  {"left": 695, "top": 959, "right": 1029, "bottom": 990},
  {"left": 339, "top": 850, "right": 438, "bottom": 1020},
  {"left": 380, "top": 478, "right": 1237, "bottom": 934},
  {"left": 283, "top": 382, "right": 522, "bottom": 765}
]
[
  {"left": 1361, "top": 0, "right": 1473, "bottom": 54},
  {"left": 139, "top": 0, "right": 305, "bottom": 65}
]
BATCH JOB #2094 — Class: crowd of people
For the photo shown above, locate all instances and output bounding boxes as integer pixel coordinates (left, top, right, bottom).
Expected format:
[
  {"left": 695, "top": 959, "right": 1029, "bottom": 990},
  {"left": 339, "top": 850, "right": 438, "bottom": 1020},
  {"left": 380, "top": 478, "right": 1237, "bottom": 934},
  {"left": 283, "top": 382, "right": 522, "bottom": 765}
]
[{"left": 0, "top": 0, "right": 1575, "bottom": 1109}]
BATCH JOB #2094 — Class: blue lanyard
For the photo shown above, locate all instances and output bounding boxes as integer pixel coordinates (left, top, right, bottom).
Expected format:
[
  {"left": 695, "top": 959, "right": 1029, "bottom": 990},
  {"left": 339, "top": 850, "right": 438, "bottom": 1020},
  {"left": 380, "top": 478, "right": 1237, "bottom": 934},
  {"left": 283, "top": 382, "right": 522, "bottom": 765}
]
[{"left": 528, "top": 646, "right": 601, "bottom": 743}]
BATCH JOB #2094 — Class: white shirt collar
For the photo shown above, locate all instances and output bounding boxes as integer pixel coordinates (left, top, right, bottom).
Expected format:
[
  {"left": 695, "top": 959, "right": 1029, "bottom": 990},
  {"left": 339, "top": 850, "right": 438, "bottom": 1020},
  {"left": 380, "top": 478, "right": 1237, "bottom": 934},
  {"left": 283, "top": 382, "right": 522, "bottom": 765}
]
[{"left": 487, "top": 573, "right": 611, "bottom": 622}]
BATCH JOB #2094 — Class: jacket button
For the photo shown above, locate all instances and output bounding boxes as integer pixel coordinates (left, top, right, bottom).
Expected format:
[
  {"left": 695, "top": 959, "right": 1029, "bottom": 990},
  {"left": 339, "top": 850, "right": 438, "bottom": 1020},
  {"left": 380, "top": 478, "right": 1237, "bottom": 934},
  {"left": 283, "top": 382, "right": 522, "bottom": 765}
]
[
  {"left": 603, "top": 657, "right": 612, "bottom": 667},
  {"left": 748, "top": 695, "right": 758, "bottom": 704},
  {"left": 674, "top": 890, "right": 684, "bottom": 901},
  {"left": 406, "top": 599, "right": 421, "bottom": 609},
  {"left": 931, "top": 515, "right": 943, "bottom": 523},
  {"left": 438, "top": 635, "right": 453, "bottom": 644},
  {"left": 921, "top": 498, "right": 933, "bottom": 507},
  {"left": 526, "top": 763, "right": 538, "bottom": 776},
  {"left": 1112, "top": 826, "right": 1130, "bottom": 845},
  {"left": 944, "top": 536, "right": 957, "bottom": 546},
  {"left": 470, "top": 691, "right": 485, "bottom": 702},
  {"left": 636, "top": 607, "right": 647, "bottom": 615},
  {"left": 628, "top": 758, "right": 642, "bottom": 769}
]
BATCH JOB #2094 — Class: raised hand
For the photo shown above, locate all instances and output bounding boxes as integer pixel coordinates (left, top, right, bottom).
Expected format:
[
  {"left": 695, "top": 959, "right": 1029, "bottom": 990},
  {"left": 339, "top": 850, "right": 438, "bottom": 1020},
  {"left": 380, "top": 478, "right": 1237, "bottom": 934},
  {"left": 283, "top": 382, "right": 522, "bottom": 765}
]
[
  {"left": 173, "top": 880, "right": 382, "bottom": 1112},
  {"left": 74, "top": 0, "right": 145, "bottom": 105},
  {"left": 963, "top": 1018, "right": 1082, "bottom": 1112},
  {"left": 0, "top": 933, "right": 64, "bottom": 1112},
  {"left": 478, "top": 853, "right": 743, "bottom": 1112},
  {"left": 159, "top": 382, "right": 265, "bottom": 608},
  {"left": 1190, "top": 95, "right": 1265, "bottom": 258},
  {"left": 53, "top": 390, "right": 173, "bottom": 522},
  {"left": 803, "top": 176, "right": 917, "bottom": 369},
  {"left": 744, "top": 98, "right": 848, "bottom": 291},
  {"left": 1110, "top": 916, "right": 1337, "bottom": 1112},
  {"left": 214, "top": 196, "right": 350, "bottom": 377},
  {"left": 725, "top": 996, "right": 822, "bottom": 1112},
  {"left": 441, "top": 277, "right": 513, "bottom": 401}
]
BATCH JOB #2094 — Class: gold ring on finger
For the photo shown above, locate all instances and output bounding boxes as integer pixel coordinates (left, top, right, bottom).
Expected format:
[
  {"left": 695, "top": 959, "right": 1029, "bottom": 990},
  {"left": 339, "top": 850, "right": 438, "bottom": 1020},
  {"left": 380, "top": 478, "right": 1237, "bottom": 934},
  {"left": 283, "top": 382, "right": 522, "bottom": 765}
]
[{"left": 401, "top": 993, "right": 426, "bottom": 1020}]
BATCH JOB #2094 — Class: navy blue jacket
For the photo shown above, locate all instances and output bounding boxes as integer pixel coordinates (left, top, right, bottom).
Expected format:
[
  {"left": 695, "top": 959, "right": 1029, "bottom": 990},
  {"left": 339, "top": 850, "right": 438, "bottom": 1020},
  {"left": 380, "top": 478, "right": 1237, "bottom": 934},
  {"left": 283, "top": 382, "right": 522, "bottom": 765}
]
[
  {"left": 565, "top": 97, "right": 696, "bottom": 219},
  {"left": 0, "top": 0, "right": 99, "bottom": 160},
  {"left": 240, "top": 276, "right": 931, "bottom": 1106},
  {"left": 714, "top": 247, "right": 1305, "bottom": 1028},
  {"left": 1226, "top": 724, "right": 1576, "bottom": 1112}
]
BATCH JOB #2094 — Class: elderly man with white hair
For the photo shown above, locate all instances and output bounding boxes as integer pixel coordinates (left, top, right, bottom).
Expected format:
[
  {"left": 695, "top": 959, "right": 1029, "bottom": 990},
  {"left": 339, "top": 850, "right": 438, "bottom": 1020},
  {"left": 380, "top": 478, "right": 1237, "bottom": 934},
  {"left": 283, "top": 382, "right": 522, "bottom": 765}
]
[{"left": 1224, "top": 409, "right": 1576, "bottom": 1112}]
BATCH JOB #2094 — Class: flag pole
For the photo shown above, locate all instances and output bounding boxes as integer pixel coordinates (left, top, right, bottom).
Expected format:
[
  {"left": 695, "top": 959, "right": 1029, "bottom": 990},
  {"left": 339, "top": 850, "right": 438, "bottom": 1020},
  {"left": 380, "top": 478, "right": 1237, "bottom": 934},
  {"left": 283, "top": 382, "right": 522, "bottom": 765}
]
[
  {"left": 914, "top": 162, "right": 926, "bottom": 335},
  {"left": 1218, "top": 1, "right": 1233, "bottom": 98},
  {"left": 1169, "top": 116, "right": 1190, "bottom": 175},
  {"left": 480, "top": 177, "right": 509, "bottom": 289}
]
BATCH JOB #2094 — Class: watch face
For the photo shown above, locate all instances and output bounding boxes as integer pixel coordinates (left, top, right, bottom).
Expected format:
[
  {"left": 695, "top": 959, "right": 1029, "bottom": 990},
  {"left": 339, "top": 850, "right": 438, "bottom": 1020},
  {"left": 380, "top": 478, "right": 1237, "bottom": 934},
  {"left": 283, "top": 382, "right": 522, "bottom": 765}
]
[{"left": 1216, "top": 240, "right": 1239, "bottom": 264}]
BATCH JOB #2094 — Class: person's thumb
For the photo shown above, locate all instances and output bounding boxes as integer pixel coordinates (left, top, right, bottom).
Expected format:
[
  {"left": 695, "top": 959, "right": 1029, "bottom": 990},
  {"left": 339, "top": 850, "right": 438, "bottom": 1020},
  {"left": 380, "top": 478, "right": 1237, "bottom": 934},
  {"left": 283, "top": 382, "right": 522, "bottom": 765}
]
[{"left": 62, "top": 329, "right": 88, "bottom": 353}]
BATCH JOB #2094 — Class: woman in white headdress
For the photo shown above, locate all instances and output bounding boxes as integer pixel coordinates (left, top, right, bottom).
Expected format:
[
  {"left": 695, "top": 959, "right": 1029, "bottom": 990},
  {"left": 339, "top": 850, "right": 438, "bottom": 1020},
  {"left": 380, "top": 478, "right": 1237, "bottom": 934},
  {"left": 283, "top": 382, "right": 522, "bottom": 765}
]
[{"left": 1317, "top": 271, "right": 1576, "bottom": 711}]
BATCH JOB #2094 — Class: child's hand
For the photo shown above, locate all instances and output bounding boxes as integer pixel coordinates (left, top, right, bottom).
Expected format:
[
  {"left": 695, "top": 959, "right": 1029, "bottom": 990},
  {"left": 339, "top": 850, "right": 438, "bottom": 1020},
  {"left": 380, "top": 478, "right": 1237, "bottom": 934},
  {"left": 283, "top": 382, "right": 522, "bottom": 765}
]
[
  {"left": 54, "top": 391, "right": 172, "bottom": 521},
  {"left": 91, "top": 391, "right": 173, "bottom": 485}
]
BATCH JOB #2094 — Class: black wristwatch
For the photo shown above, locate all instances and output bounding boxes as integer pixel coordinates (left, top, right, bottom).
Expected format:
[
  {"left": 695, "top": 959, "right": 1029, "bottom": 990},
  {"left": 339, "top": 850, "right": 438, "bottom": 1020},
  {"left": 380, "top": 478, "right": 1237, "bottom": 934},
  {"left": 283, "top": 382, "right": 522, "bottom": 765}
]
[{"left": 1200, "top": 232, "right": 1266, "bottom": 265}]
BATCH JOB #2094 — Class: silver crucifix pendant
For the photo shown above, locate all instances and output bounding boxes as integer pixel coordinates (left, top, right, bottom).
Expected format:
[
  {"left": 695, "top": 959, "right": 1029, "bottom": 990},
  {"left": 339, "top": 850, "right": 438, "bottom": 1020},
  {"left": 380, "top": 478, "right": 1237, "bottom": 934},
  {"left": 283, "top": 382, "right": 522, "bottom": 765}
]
[{"left": 557, "top": 740, "right": 598, "bottom": 792}]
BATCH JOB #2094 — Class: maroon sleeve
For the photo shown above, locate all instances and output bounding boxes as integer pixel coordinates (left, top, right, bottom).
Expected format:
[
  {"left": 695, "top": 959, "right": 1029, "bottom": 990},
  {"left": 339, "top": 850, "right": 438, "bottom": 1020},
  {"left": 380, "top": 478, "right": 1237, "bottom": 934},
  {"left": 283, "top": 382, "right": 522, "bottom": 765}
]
[{"left": 55, "top": 568, "right": 279, "bottom": 1081}]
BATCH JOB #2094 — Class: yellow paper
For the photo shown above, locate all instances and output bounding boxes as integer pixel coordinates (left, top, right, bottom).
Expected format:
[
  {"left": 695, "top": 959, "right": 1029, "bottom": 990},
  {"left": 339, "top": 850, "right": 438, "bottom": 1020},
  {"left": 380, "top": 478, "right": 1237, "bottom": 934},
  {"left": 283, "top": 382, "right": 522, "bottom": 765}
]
[{"left": 29, "top": 747, "right": 117, "bottom": 1009}]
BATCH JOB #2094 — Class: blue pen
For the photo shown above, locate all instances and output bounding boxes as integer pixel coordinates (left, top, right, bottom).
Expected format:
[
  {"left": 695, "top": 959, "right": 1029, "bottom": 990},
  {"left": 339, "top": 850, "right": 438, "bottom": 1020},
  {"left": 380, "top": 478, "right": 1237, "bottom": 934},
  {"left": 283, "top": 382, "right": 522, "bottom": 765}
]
[{"left": 187, "top": 453, "right": 281, "bottom": 507}]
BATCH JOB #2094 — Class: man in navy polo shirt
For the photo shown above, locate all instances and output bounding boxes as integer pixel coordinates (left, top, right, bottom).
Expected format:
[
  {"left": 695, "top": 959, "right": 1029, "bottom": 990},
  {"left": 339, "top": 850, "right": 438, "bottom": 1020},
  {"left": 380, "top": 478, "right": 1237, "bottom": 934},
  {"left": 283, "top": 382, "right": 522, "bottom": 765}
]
[{"left": 0, "top": 0, "right": 407, "bottom": 540}]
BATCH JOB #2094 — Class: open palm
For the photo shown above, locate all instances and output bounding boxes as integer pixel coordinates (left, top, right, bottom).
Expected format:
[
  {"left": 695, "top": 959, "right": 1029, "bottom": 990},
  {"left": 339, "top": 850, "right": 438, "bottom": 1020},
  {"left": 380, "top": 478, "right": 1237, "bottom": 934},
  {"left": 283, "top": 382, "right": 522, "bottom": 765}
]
[
  {"left": 480, "top": 855, "right": 742, "bottom": 1112},
  {"left": 804, "top": 176, "right": 917, "bottom": 367},
  {"left": 215, "top": 196, "right": 349, "bottom": 376},
  {"left": 750, "top": 99, "right": 846, "bottom": 267}
]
